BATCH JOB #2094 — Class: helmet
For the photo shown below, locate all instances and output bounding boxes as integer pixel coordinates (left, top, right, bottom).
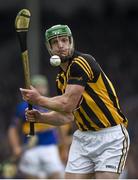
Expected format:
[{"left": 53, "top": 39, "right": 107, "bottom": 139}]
[
  {"left": 45, "top": 25, "right": 72, "bottom": 42},
  {"left": 31, "top": 74, "right": 49, "bottom": 96},
  {"left": 31, "top": 75, "right": 48, "bottom": 87},
  {"left": 45, "top": 24, "right": 74, "bottom": 61}
]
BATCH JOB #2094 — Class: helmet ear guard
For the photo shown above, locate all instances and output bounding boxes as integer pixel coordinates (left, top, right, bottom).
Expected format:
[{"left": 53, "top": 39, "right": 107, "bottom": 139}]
[{"left": 45, "top": 24, "right": 74, "bottom": 59}]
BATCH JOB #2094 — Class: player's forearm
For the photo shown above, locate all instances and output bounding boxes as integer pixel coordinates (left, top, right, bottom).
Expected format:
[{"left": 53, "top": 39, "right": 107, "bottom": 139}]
[
  {"left": 38, "top": 94, "right": 71, "bottom": 112},
  {"left": 39, "top": 111, "right": 74, "bottom": 126}
]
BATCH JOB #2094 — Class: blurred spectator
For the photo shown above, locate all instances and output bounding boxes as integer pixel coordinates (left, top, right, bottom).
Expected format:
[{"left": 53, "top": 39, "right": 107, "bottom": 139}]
[{"left": 8, "top": 74, "right": 65, "bottom": 179}]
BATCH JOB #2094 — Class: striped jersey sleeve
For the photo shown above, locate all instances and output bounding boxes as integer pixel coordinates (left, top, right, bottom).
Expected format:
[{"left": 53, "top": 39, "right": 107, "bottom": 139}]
[{"left": 67, "top": 56, "right": 94, "bottom": 86}]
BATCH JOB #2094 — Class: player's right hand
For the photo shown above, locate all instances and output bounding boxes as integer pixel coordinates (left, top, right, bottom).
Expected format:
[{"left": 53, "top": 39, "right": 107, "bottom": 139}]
[{"left": 20, "top": 85, "right": 41, "bottom": 105}]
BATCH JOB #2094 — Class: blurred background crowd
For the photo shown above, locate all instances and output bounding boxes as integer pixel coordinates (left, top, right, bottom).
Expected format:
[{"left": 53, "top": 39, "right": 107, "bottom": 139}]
[{"left": 0, "top": 0, "right": 138, "bottom": 178}]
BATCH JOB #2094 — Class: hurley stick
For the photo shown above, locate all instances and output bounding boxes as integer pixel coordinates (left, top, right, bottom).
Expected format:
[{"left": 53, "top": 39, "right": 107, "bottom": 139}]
[{"left": 15, "top": 9, "right": 35, "bottom": 136}]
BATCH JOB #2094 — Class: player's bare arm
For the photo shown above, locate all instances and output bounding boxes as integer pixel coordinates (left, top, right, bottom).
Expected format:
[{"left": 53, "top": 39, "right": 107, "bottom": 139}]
[
  {"left": 26, "top": 109, "right": 74, "bottom": 126},
  {"left": 20, "top": 84, "right": 84, "bottom": 113}
]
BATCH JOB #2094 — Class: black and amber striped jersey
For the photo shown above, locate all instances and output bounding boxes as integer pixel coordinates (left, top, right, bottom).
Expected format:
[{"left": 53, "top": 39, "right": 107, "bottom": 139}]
[{"left": 56, "top": 51, "right": 128, "bottom": 131}]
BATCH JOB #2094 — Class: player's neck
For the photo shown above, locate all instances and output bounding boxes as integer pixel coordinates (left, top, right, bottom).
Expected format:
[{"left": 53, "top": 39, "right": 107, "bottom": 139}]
[{"left": 60, "top": 61, "right": 69, "bottom": 72}]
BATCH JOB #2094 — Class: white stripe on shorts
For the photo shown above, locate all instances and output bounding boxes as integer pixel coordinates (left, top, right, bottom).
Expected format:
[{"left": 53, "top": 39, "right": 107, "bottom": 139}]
[{"left": 117, "top": 124, "right": 130, "bottom": 173}]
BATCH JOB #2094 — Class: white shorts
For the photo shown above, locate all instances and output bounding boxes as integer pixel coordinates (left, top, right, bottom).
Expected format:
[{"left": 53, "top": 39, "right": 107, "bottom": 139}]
[
  {"left": 19, "top": 145, "right": 64, "bottom": 178},
  {"left": 65, "top": 124, "right": 130, "bottom": 174}
]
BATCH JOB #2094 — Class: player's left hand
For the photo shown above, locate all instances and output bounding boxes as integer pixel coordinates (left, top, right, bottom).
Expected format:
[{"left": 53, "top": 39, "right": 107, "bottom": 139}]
[
  {"left": 20, "top": 85, "right": 41, "bottom": 105},
  {"left": 25, "top": 108, "right": 42, "bottom": 123}
]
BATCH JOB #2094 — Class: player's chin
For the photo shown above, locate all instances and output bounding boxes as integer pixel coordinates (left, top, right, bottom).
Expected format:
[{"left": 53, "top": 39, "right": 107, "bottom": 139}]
[
  {"left": 58, "top": 50, "right": 69, "bottom": 56},
  {"left": 60, "top": 52, "right": 69, "bottom": 58},
  {"left": 57, "top": 53, "right": 66, "bottom": 58}
]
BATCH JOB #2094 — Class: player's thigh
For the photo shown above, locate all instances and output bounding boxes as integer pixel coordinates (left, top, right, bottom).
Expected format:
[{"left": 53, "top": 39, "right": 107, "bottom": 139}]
[
  {"left": 65, "top": 172, "right": 95, "bottom": 179},
  {"left": 95, "top": 171, "right": 120, "bottom": 179},
  {"left": 92, "top": 125, "right": 130, "bottom": 178},
  {"left": 65, "top": 131, "right": 95, "bottom": 175}
]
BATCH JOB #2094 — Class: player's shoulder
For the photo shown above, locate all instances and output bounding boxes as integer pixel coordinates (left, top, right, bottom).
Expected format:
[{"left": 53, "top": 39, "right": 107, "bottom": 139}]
[
  {"left": 72, "top": 51, "right": 102, "bottom": 79},
  {"left": 73, "top": 51, "right": 96, "bottom": 64}
]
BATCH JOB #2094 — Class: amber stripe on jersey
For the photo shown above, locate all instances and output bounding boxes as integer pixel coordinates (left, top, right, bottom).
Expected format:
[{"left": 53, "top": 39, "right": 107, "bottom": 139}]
[
  {"left": 74, "top": 72, "right": 127, "bottom": 130},
  {"left": 87, "top": 85, "right": 117, "bottom": 126},
  {"left": 78, "top": 56, "right": 94, "bottom": 79},
  {"left": 79, "top": 107, "right": 98, "bottom": 131},
  {"left": 81, "top": 97, "right": 108, "bottom": 128},
  {"left": 101, "top": 72, "right": 128, "bottom": 125},
  {"left": 73, "top": 110, "right": 88, "bottom": 131},
  {"left": 88, "top": 73, "right": 119, "bottom": 125},
  {"left": 73, "top": 57, "right": 93, "bottom": 80},
  {"left": 56, "top": 72, "right": 67, "bottom": 94}
]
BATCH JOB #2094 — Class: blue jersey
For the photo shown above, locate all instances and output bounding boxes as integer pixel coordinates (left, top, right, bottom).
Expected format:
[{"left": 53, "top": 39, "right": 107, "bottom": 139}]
[{"left": 11, "top": 101, "right": 59, "bottom": 145}]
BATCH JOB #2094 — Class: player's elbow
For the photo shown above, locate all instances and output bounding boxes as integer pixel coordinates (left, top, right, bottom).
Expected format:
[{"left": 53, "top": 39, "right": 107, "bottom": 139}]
[
  {"left": 62, "top": 112, "right": 74, "bottom": 125},
  {"left": 61, "top": 98, "right": 75, "bottom": 113}
]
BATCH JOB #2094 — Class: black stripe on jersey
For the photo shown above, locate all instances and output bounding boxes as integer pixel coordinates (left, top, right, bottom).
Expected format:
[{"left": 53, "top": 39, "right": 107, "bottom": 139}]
[
  {"left": 56, "top": 87, "right": 62, "bottom": 95},
  {"left": 81, "top": 98, "right": 106, "bottom": 128},
  {"left": 78, "top": 108, "right": 96, "bottom": 131},
  {"left": 87, "top": 84, "right": 117, "bottom": 126},
  {"left": 78, "top": 122, "right": 87, "bottom": 131},
  {"left": 78, "top": 56, "right": 93, "bottom": 78},
  {"left": 74, "top": 58, "right": 91, "bottom": 79},
  {"left": 118, "top": 110, "right": 127, "bottom": 123},
  {"left": 83, "top": 54, "right": 101, "bottom": 83},
  {"left": 59, "top": 76, "right": 64, "bottom": 84},
  {"left": 101, "top": 73, "right": 127, "bottom": 123}
]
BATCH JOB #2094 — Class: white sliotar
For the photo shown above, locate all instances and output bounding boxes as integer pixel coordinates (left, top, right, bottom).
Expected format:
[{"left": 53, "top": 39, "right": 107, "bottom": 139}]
[{"left": 50, "top": 55, "right": 61, "bottom": 66}]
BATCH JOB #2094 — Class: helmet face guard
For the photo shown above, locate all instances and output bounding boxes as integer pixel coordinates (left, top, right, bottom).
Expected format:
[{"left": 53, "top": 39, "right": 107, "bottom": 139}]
[{"left": 45, "top": 25, "right": 74, "bottom": 62}]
